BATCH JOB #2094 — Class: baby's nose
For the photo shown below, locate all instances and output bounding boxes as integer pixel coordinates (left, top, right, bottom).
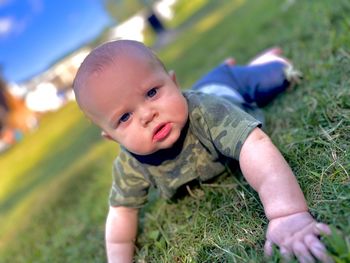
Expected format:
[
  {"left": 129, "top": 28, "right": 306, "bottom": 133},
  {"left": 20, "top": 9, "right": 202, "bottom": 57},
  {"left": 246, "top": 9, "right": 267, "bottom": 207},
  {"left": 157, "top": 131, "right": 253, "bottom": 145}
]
[{"left": 140, "top": 108, "right": 157, "bottom": 126}]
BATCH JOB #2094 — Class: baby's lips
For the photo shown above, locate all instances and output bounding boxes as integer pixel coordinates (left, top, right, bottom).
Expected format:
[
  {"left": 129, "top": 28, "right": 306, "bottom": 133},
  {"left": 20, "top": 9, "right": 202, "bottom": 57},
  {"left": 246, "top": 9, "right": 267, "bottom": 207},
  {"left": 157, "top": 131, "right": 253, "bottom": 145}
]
[{"left": 153, "top": 123, "right": 172, "bottom": 141}]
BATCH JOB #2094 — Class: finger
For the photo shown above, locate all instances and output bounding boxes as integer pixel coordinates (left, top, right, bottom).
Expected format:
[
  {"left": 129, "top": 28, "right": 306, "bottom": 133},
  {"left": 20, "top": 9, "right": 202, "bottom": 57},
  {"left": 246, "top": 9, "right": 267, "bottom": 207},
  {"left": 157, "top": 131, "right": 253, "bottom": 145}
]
[
  {"left": 264, "top": 240, "right": 273, "bottom": 257},
  {"left": 280, "top": 246, "right": 293, "bottom": 262},
  {"left": 292, "top": 241, "right": 315, "bottom": 263},
  {"left": 315, "top": 223, "right": 331, "bottom": 236},
  {"left": 305, "top": 235, "right": 334, "bottom": 263}
]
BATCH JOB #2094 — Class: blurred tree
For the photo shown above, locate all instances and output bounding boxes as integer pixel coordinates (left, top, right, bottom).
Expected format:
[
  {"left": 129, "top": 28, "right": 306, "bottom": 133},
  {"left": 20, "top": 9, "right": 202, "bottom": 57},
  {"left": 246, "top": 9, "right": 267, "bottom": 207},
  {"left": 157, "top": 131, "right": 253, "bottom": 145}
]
[
  {"left": 0, "top": 67, "right": 37, "bottom": 134},
  {"left": 0, "top": 68, "right": 10, "bottom": 131}
]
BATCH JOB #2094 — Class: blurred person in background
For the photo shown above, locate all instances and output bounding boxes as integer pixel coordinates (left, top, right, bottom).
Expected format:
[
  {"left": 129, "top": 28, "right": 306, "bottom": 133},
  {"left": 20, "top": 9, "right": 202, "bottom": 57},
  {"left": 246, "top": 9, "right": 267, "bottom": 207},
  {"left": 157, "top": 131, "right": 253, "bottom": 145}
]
[{"left": 0, "top": 71, "right": 37, "bottom": 152}]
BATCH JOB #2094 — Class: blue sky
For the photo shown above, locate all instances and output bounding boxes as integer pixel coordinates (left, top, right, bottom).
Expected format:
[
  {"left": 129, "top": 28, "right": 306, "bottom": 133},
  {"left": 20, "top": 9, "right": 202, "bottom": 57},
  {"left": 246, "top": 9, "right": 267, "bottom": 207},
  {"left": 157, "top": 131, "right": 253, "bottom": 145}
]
[{"left": 0, "top": 0, "right": 114, "bottom": 83}]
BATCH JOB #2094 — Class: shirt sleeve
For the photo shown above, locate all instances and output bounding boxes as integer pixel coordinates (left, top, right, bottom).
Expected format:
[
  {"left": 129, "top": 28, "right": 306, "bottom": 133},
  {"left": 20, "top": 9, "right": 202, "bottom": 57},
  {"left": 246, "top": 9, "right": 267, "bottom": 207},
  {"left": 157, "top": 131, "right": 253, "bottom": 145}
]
[
  {"left": 190, "top": 92, "right": 261, "bottom": 160},
  {"left": 109, "top": 150, "right": 151, "bottom": 208}
]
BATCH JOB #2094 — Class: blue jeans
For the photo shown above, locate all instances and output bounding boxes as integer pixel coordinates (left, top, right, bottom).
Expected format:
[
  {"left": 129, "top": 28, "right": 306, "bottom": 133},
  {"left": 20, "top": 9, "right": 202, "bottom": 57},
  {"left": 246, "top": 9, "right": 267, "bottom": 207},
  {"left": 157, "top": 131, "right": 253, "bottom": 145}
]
[{"left": 192, "top": 61, "right": 288, "bottom": 107}]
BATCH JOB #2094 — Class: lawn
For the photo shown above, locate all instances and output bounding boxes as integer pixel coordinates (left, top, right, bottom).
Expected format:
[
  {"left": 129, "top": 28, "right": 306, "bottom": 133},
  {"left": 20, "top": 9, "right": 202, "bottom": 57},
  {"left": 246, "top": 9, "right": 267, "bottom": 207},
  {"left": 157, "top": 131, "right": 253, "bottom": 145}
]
[{"left": 0, "top": 0, "right": 349, "bottom": 262}]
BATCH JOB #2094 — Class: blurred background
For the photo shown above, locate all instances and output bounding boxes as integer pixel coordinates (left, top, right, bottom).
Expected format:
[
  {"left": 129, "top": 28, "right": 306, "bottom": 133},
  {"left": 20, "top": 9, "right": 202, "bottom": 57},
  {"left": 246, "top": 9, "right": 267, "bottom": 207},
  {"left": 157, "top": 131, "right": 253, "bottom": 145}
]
[
  {"left": 0, "top": 0, "right": 176, "bottom": 151},
  {"left": 0, "top": 0, "right": 349, "bottom": 262}
]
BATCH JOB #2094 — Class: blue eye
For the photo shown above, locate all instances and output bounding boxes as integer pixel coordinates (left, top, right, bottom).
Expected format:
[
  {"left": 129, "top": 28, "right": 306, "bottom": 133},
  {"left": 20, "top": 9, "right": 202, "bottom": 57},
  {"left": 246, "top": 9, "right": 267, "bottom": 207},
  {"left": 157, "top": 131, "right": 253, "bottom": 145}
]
[
  {"left": 147, "top": 88, "right": 157, "bottom": 98},
  {"left": 119, "top": 113, "right": 131, "bottom": 123}
]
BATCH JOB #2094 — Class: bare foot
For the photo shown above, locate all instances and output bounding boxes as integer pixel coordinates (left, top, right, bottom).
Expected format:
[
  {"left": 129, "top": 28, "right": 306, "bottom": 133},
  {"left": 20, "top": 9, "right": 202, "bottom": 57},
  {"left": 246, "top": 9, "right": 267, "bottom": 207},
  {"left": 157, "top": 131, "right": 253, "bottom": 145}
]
[
  {"left": 250, "top": 47, "right": 303, "bottom": 87},
  {"left": 249, "top": 47, "right": 290, "bottom": 66},
  {"left": 223, "top": 48, "right": 302, "bottom": 88},
  {"left": 223, "top": 57, "right": 236, "bottom": 66}
]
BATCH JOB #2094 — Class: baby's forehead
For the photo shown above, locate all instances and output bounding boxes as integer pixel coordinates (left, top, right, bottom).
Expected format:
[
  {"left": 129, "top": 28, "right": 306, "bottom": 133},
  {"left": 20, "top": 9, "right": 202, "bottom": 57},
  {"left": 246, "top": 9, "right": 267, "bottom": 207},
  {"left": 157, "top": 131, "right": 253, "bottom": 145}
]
[
  {"left": 99, "top": 50, "right": 161, "bottom": 77},
  {"left": 87, "top": 53, "right": 162, "bottom": 89},
  {"left": 91, "top": 53, "right": 162, "bottom": 82},
  {"left": 75, "top": 41, "right": 166, "bottom": 98}
]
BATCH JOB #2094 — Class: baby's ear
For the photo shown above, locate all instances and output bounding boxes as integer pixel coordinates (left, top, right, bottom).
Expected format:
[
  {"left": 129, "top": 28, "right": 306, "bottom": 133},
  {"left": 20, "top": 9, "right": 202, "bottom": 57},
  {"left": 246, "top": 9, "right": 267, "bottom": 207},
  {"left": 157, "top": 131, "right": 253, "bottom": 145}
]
[
  {"left": 168, "top": 70, "right": 179, "bottom": 86},
  {"left": 101, "top": 130, "right": 114, "bottom": 141}
]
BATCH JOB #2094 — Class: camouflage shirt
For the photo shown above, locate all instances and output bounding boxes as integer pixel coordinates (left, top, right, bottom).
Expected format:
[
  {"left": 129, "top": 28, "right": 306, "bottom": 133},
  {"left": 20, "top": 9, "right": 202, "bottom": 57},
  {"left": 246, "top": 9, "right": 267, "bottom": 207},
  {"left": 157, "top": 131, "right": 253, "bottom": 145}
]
[{"left": 109, "top": 91, "right": 261, "bottom": 208}]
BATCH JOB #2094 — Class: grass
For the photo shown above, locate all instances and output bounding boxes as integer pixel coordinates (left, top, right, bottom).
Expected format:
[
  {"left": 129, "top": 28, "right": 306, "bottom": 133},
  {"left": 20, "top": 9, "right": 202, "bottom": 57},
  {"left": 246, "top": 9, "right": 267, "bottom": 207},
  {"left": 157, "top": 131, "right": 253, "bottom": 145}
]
[{"left": 0, "top": 0, "right": 349, "bottom": 262}]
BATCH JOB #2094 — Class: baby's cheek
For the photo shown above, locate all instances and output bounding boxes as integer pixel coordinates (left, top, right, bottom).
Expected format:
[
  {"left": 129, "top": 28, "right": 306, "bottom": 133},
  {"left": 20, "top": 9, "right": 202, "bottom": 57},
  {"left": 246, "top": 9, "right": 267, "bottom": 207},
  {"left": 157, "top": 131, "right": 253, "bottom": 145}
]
[
  {"left": 124, "top": 134, "right": 137, "bottom": 148},
  {"left": 175, "top": 99, "right": 188, "bottom": 123},
  {"left": 124, "top": 131, "right": 148, "bottom": 153}
]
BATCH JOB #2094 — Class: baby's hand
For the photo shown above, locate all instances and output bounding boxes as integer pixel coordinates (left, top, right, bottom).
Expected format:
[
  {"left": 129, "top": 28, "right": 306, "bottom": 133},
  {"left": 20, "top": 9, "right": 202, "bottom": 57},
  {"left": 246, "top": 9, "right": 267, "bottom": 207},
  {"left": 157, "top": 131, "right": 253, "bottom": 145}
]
[{"left": 264, "top": 211, "right": 333, "bottom": 263}]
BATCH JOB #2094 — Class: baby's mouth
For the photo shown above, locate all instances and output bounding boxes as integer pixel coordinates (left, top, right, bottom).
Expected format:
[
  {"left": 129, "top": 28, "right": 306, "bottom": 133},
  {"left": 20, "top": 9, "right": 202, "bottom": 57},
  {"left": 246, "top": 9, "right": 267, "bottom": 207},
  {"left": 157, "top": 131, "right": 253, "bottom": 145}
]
[{"left": 153, "top": 123, "right": 172, "bottom": 142}]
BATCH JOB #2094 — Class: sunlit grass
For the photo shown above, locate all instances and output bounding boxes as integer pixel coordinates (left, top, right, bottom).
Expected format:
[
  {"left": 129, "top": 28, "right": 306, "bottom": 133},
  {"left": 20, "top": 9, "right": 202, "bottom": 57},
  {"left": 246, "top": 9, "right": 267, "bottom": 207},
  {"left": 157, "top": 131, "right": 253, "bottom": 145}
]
[
  {"left": 0, "top": 103, "right": 86, "bottom": 200},
  {"left": 193, "top": 0, "right": 244, "bottom": 34},
  {"left": 161, "top": 1, "right": 245, "bottom": 70},
  {"left": 0, "top": 137, "right": 114, "bottom": 247},
  {"left": 0, "top": 102, "right": 114, "bottom": 255},
  {"left": 0, "top": 103, "right": 117, "bottom": 261},
  {"left": 166, "top": 0, "right": 209, "bottom": 28}
]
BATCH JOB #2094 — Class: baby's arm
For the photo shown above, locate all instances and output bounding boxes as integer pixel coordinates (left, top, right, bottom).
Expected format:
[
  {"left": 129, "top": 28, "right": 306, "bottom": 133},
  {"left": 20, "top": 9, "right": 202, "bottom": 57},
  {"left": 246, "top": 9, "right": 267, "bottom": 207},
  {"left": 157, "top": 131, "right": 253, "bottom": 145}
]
[
  {"left": 105, "top": 206, "right": 138, "bottom": 263},
  {"left": 239, "top": 128, "right": 332, "bottom": 262}
]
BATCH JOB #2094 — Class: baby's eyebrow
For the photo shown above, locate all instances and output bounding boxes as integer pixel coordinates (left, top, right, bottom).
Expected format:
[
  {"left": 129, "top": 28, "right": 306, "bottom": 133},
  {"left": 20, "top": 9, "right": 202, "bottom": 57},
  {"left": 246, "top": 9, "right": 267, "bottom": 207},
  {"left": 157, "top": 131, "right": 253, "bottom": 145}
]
[
  {"left": 142, "top": 75, "right": 163, "bottom": 89},
  {"left": 109, "top": 109, "right": 124, "bottom": 127}
]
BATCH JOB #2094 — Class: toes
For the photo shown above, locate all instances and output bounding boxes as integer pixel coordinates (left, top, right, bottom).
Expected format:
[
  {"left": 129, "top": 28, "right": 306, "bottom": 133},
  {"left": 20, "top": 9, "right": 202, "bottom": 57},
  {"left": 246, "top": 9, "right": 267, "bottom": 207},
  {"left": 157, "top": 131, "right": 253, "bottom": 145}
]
[
  {"left": 266, "top": 46, "right": 283, "bottom": 56},
  {"left": 223, "top": 57, "right": 236, "bottom": 66},
  {"left": 248, "top": 47, "right": 288, "bottom": 66}
]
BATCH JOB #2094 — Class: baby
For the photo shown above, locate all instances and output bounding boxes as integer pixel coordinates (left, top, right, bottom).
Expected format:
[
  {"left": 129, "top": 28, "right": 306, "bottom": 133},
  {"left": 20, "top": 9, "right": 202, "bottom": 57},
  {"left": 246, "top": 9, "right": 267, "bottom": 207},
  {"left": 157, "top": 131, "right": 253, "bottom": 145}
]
[{"left": 73, "top": 40, "right": 332, "bottom": 263}]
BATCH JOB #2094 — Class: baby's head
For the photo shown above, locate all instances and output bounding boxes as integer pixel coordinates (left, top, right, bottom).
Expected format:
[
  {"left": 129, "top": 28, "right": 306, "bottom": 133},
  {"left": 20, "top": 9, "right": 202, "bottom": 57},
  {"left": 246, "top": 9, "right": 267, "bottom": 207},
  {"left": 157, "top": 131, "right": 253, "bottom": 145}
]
[{"left": 73, "top": 40, "right": 188, "bottom": 155}]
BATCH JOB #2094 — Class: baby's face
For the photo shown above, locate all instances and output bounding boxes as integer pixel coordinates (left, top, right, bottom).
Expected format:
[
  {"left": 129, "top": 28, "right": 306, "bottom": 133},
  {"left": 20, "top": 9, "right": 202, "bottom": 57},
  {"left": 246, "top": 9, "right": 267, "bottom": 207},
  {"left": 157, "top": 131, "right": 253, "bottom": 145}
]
[{"left": 80, "top": 54, "right": 188, "bottom": 155}]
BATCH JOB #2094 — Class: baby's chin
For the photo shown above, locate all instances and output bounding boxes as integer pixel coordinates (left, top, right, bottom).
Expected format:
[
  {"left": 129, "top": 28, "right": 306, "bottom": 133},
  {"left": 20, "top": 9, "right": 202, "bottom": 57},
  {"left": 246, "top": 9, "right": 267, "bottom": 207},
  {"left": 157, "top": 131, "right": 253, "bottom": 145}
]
[
  {"left": 127, "top": 137, "right": 180, "bottom": 156},
  {"left": 127, "top": 145, "right": 170, "bottom": 156},
  {"left": 129, "top": 149, "right": 157, "bottom": 156},
  {"left": 126, "top": 127, "right": 183, "bottom": 155}
]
